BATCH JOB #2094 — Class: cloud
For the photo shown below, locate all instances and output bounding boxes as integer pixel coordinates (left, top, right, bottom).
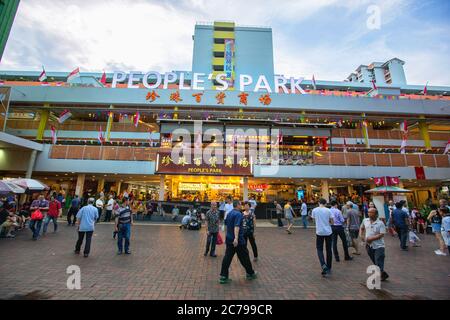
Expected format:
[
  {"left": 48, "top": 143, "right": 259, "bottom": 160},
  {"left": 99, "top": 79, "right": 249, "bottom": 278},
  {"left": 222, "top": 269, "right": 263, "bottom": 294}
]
[{"left": 0, "top": 0, "right": 448, "bottom": 85}]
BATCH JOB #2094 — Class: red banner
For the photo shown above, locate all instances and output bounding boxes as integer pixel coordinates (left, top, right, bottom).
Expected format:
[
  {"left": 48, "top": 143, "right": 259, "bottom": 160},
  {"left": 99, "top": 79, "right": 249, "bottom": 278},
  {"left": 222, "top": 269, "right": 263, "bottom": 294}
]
[{"left": 415, "top": 167, "right": 426, "bottom": 180}]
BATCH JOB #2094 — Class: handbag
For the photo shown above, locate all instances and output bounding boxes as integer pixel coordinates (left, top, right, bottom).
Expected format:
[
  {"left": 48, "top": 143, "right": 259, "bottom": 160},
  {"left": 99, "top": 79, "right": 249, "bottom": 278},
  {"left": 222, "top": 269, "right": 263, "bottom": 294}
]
[
  {"left": 31, "top": 209, "right": 43, "bottom": 221},
  {"left": 216, "top": 232, "right": 223, "bottom": 245}
]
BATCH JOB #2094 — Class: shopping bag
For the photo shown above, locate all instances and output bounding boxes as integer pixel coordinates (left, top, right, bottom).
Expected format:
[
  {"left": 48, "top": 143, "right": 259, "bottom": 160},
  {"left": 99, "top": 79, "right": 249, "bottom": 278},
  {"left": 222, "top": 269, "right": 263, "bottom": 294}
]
[
  {"left": 409, "top": 231, "right": 420, "bottom": 243},
  {"left": 31, "top": 209, "right": 43, "bottom": 221},
  {"left": 344, "top": 228, "right": 352, "bottom": 247},
  {"left": 216, "top": 232, "right": 223, "bottom": 245}
]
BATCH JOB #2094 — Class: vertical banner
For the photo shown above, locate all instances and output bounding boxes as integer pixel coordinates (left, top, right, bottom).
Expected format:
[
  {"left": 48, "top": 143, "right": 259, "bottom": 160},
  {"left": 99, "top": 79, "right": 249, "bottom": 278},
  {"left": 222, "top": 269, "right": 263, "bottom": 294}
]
[
  {"left": 415, "top": 167, "right": 426, "bottom": 180},
  {"left": 224, "top": 39, "right": 235, "bottom": 88}
]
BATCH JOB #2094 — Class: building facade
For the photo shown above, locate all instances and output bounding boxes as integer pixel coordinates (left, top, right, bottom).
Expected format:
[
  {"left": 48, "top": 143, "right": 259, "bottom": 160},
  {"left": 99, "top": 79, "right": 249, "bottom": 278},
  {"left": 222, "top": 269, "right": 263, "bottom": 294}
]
[{"left": 0, "top": 21, "right": 449, "bottom": 216}]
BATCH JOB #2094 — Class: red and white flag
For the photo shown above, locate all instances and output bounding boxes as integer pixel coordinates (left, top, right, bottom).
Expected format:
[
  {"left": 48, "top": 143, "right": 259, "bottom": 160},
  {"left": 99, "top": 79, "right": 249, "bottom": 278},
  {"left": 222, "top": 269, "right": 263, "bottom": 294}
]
[
  {"left": 50, "top": 126, "right": 57, "bottom": 144},
  {"left": 423, "top": 82, "right": 428, "bottom": 95},
  {"left": 133, "top": 112, "right": 140, "bottom": 127},
  {"left": 337, "top": 119, "right": 343, "bottom": 128},
  {"left": 100, "top": 71, "right": 107, "bottom": 85},
  {"left": 371, "top": 79, "right": 377, "bottom": 90},
  {"left": 40, "top": 81, "right": 50, "bottom": 86},
  {"left": 400, "top": 137, "right": 407, "bottom": 154},
  {"left": 400, "top": 120, "right": 408, "bottom": 133},
  {"left": 389, "top": 177, "right": 400, "bottom": 185},
  {"left": 374, "top": 177, "right": 384, "bottom": 186},
  {"left": 278, "top": 131, "right": 283, "bottom": 144},
  {"left": 343, "top": 137, "right": 348, "bottom": 152},
  {"left": 444, "top": 140, "right": 450, "bottom": 154},
  {"left": 38, "top": 67, "right": 47, "bottom": 82},
  {"left": 98, "top": 126, "right": 105, "bottom": 144},
  {"left": 55, "top": 81, "right": 63, "bottom": 87},
  {"left": 67, "top": 67, "right": 80, "bottom": 82},
  {"left": 57, "top": 109, "right": 72, "bottom": 124},
  {"left": 312, "top": 75, "right": 317, "bottom": 90}
]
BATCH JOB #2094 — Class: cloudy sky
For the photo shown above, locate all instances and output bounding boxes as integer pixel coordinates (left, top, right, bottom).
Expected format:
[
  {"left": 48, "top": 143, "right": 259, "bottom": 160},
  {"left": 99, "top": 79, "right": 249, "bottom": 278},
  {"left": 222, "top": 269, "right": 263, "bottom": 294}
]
[{"left": 1, "top": 0, "right": 449, "bottom": 85}]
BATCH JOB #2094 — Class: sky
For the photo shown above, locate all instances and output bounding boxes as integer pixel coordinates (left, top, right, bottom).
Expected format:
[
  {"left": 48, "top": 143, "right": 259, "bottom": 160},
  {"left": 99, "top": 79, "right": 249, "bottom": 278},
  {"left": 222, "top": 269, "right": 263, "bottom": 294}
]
[{"left": 1, "top": 0, "right": 449, "bottom": 85}]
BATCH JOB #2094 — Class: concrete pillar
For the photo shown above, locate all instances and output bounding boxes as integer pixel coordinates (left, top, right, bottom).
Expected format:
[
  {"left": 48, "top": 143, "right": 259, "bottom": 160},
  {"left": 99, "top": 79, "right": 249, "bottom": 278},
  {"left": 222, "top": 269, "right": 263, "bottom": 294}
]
[
  {"left": 398, "top": 180, "right": 404, "bottom": 188},
  {"left": 243, "top": 177, "right": 249, "bottom": 201},
  {"left": 159, "top": 175, "right": 165, "bottom": 201},
  {"left": 98, "top": 178, "right": 105, "bottom": 193},
  {"left": 75, "top": 174, "right": 85, "bottom": 197},
  {"left": 305, "top": 182, "right": 312, "bottom": 202},
  {"left": 25, "top": 149, "right": 38, "bottom": 178},
  {"left": 321, "top": 179, "right": 330, "bottom": 203},
  {"left": 117, "top": 181, "right": 122, "bottom": 194},
  {"left": 36, "top": 107, "right": 50, "bottom": 141},
  {"left": 418, "top": 117, "right": 431, "bottom": 150}
]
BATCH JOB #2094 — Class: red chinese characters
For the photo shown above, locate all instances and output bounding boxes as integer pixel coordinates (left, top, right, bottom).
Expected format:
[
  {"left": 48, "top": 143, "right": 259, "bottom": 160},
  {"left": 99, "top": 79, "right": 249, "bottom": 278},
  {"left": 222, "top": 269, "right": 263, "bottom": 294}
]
[
  {"left": 259, "top": 94, "right": 271, "bottom": 105},
  {"left": 238, "top": 92, "right": 249, "bottom": 105},
  {"left": 170, "top": 91, "right": 183, "bottom": 103},
  {"left": 146, "top": 90, "right": 160, "bottom": 102}
]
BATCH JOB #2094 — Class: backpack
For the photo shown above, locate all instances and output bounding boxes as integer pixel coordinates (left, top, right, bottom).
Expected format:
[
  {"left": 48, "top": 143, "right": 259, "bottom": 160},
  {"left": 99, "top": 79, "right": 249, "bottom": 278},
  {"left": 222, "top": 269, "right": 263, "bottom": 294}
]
[{"left": 31, "top": 209, "right": 43, "bottom": 221}]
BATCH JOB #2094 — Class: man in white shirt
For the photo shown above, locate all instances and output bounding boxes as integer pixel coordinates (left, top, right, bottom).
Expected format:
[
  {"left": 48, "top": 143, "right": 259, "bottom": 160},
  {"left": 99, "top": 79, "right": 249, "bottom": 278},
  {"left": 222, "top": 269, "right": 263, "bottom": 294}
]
[
  {"left": 360, "top": 208, "right": 389, "bottom": 281},
  {"left": 248, "top": 196, "right": 257, "bottom": 215},
  {"left": 300, "top": 199, "right": 308, "bottom": 229},
  {"left": 311, "top": 198, "right": 334, "bottom": 276},
  {"left": 104, "top": 195, "right": 114, "bottom": 222},
  {"left": 95, "top": 196, "right": 104, "bottom": 223},
  {"left": 224, "top": 196, "right": 233, "bottom": 221}
]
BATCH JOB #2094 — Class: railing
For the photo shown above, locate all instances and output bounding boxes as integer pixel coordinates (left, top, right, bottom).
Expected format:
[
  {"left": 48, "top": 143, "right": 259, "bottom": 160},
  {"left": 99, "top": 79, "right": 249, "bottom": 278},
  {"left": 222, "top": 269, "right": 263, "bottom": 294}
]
[
  {"left": 312, "top": 152, "right": 450, "bottom": 168},
  {"left": 49, "top": 145, "right": 158, "bottom": 161},
  {"left": 48, "top": 146, "right": 450, "bottom": 168}
]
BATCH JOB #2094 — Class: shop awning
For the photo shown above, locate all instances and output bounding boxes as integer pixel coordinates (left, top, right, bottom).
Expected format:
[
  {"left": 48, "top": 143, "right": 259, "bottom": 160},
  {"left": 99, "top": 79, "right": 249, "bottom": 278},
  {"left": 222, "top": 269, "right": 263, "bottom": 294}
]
[{"left": 365, "top": 186, "right": 412, "bottom": 193}]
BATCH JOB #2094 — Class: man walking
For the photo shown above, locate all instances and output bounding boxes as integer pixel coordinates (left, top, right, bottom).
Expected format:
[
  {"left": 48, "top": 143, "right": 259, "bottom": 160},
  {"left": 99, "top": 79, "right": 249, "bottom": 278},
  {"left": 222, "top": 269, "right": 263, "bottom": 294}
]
[
  {"left": 75, "top": 198, "right": 98, "bottom": 257},
  {"left": 29, "top": 194, "right": 49, "bottom": 240},
  {"left": 104, "top": 195, "right": 114, "bottom": 222},
  {"left": 219, "top": 200, "right": 257, "bottom": 284},
  {"left": 96, "top": 195, "right": 104, "bottom": 223},
  {"left": 392, "top": 201, "right": 410, "bottom": 251},
  {"left": 330, "top": 201, "right": 352, "bottom": 262},
  {"left": 115, "top": 197, "right": 133, "bottom": 255},
  {"left": 311, "top": 198, "right": 334, "bottom": 276},
  {"left": 67, "top": 195, "right": 80, "bottom": 226},
  {"left": 346, "top": 201, "right": 361, "bottom": 255},
  {"left": 204, "top": 201, "right": 220, "bottom": 257},
  {"left": 42, "top": 196, "right": 62, "bottom": 235},
  {"left": 360, "top": 208, "right": 389, "bottom": 281},
  {"left": 248, "top": 196, "right": 257, "bottom": 215},
  {"left": 274, "top": 200, "right": 284, "bottom": 227},
  {"left": 300, "top": 199, "right": 308, "bottom": 229}
]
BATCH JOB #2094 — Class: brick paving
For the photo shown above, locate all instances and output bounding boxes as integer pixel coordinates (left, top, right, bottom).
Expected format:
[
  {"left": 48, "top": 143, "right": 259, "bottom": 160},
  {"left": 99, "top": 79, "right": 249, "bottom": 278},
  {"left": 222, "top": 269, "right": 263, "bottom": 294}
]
[{"left": 0, "top": 223, "right": 449, "bottom": 300}]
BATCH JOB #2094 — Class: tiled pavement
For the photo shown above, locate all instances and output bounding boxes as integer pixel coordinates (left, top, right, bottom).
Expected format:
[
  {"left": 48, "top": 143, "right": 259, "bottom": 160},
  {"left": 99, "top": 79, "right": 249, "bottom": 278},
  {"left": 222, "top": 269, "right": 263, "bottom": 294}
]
[{"left": 0, "top": 223, "right": 449, "bottom": 300}]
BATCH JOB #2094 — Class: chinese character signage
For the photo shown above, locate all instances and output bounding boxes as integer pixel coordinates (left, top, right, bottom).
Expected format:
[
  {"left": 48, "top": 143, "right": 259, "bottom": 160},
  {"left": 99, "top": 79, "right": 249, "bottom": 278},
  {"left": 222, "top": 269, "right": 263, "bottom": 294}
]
[
  {"left": 156, "top": 152, "right": 252, "bottom": 176},
  {"left": 224, "top": 39, "right": 235, "bottom": 88}
]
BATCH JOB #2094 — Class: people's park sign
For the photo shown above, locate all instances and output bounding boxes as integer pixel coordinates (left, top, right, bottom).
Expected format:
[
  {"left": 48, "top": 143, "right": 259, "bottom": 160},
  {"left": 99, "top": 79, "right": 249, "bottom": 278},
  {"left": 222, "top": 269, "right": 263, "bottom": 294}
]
[{"left": 112, "top": 71, "right": 307, "bottom": 94}]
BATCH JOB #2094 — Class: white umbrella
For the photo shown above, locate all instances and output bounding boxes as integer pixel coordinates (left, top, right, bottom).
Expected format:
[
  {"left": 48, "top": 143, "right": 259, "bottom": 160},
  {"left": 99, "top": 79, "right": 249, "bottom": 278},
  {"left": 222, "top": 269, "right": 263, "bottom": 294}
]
[
  {"left": 9, "top": 178, "right": 49, "bottom": 192},
  {"left": 0, "top": 180, "right": 26, "bottom": 194}
]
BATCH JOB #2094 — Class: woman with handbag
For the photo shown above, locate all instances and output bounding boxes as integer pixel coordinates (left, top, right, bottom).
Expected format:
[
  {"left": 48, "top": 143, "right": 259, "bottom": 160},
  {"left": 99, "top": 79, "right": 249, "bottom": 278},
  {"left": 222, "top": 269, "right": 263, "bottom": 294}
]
[{"left": 29, "top": 195, "right": 49, "bottom": 240}]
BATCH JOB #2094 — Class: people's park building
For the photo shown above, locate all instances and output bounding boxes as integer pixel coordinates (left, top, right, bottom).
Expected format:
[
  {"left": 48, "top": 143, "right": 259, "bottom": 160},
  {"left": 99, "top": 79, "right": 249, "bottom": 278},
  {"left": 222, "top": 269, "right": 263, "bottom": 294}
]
[{"left": 0, "top": 21, "right": 449, "bottom": 214}]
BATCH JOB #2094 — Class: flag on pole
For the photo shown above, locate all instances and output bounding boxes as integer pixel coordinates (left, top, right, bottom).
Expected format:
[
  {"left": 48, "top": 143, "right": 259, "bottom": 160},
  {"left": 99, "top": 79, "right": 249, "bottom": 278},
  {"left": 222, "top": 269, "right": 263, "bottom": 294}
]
[
  {"left": 337, "top": 119, "right": 343, "bottom": 128},
  {"left": 343, "top": 137, "right": 348, "bottom": 152},
  {"left": 50, "top": 126, "right": 57, "bottom": 144},
  {"left": 400, "top": 120, "right": 408, "bottom": 154},
  {"left": 67, "top": 67, "right": 80, "bottom": 82},
  {"left": 133, "top": 112, "right": 140, "bottom": 127},
  {"left": 371, "top": 79, "right": 377, "bottom": 90},
  {"left": 444, "top": 140, "right": 450, "bottom": 154},
  {"left": 57, "top": 109, "right": 72, "bottom": 124},
  {"left": 38, "top": 67, "right": 47, "bottom": 82},
  {"left": 312, "top": 75, "right": 317, "bottom": 90},
  {"left": 423, "top": 82, "right": 428, "bottom": 95},
  {"left": 278, "top": 131, "right": 283, "bottom": 144},
  {"left": 100, "top": 71, "right": 107, "bottom": 85},
  {"left": 98, "top": 126, "right": 105, "bottom": 144}
]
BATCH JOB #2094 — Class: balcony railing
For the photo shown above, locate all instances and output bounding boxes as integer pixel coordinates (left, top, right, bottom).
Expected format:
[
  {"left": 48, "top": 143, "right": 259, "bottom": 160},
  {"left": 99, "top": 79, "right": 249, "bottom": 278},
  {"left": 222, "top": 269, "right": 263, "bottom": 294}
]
[
  {"left": 48, "top": 146, "right": 450, "bottom": 168},
  {"left": 312, "top": 152, "right": 449, "bottom": 168},
  {"left": 49, "top": 145, "right": 157, "bottom": 161}
]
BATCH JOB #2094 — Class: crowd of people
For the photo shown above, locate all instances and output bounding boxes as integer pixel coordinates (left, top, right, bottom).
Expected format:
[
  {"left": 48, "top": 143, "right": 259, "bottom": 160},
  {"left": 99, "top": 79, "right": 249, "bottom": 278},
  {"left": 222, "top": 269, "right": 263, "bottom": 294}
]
[{"left": 1, "top": 189, "right": 449, "bottom": 284}]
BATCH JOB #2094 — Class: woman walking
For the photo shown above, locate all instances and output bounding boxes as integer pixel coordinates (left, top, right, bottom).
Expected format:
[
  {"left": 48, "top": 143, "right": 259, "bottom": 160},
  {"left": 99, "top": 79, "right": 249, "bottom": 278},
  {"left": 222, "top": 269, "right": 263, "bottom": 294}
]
[
  {"left": 243, "top": 202, "right": 258, "bottom": 261},
  {"left": 428, "top": 204, "right": 447, "bottom": 256},
  {"left": 284, "top": 200, "right": 296, "bottom": 234}
]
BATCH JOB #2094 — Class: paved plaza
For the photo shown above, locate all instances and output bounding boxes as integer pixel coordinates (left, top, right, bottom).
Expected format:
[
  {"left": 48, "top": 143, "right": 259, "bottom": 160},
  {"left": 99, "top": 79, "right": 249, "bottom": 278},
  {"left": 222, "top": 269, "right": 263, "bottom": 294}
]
[{"left": 0, "top": 222, "right": 449, "bottom": 300}]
